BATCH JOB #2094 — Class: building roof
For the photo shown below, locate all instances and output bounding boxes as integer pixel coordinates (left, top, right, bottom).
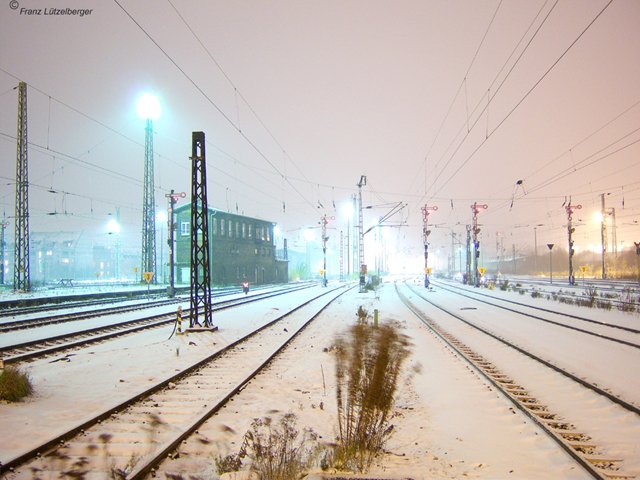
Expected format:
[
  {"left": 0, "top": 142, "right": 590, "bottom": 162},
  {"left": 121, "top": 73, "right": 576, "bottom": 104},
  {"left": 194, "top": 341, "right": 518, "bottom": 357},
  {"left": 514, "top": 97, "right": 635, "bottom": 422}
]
[{"left": 173, "top": 203, "right": 276, "bottom": 225}]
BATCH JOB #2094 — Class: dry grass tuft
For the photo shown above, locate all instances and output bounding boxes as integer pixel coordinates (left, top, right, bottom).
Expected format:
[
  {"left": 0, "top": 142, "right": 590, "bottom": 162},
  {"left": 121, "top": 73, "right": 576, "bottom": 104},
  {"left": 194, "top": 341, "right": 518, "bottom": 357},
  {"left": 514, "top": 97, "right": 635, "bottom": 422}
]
[
  {"left": 0, "top": 365, "right": 34, "bottom": 402},
  {"left": 332, "top": 319, "right": 411, "bottom": 472}
]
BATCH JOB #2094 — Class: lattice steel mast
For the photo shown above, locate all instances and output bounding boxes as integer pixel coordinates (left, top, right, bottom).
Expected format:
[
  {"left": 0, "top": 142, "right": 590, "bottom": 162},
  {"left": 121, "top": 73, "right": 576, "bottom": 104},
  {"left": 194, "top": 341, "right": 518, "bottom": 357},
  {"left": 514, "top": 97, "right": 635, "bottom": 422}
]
[
  {"left": 189, "top": 132, "right": 215, "bottom": 329},
  {"left": 140, "top": 117, "right": 157, "bottom": 283},
  {"left": 14, "top": 81, "right": 30, "bottom": 292}
]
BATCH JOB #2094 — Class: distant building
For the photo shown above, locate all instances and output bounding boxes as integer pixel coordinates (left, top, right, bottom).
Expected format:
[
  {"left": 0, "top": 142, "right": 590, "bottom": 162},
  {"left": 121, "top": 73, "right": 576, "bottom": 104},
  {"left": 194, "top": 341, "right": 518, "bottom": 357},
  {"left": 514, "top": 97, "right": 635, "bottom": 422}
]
[{"left": 173, "top": 205, "right": 288, "bottom": 286}]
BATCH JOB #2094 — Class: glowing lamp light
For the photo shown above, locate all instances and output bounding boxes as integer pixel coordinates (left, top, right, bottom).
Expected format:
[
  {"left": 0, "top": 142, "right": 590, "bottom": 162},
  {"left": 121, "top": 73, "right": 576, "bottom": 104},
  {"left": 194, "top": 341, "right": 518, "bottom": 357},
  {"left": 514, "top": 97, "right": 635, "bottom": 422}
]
[
  {"left": 136, "top": 93, "right": 161, "bottom": 120},
  {"left": 156, "top": 210, "right": 168, "bottom": 223},
  {"left": 107, "top": 218, "right": 121, "bottom": 235},
  {"left": 304, "top": 229, "right": 316, "bottom": 241}
]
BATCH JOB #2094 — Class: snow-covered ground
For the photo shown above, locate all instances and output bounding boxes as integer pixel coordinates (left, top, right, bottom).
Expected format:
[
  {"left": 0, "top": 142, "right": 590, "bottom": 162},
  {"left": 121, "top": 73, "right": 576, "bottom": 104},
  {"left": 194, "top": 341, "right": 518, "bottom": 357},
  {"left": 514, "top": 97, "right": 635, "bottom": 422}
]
[{"left": 1, "top": 280, "right": 639, "bottom": 478}]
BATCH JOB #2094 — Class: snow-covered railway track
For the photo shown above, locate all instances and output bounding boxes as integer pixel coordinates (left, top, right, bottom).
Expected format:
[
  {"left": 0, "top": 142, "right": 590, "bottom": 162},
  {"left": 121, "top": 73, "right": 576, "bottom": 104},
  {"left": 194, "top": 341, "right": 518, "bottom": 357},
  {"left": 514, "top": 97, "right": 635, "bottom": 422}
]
[
  {"left": 397, "top": 282, "right": 638, "bottom": 480},
  {"left": 0, "top": 297, "right": 183, "bottom": 333},
  {"left": 0, "top": 312, "right": 178, "bottom": 364},
  {"left": 1, "top": 284, "right": 316, "bottom": 365},
  {"left": 0, "top": 285, "right": 350, "bottom": 478},
  {"left": 0, "top": 283, "right": 311, "bottom": 333},
  {"left": 432, "top": 279, "right": 640, "bottom": 344}
]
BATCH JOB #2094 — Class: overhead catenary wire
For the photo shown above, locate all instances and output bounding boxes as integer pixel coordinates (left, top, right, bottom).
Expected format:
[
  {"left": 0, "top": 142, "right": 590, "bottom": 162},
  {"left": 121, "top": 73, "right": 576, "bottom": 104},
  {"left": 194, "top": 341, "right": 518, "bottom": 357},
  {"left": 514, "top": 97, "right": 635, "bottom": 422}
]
[
  {"left": 165, "top": 0, "right": 315, "bottom": 191},
  {"left": 111, "top": 0, "right": 317, "bottom": 214},
  {"left": 425, "top": 0, "right": 615, "bottom": 203},
  {"left": 419, "top": 0, "right": 560, "bottom": 203}
]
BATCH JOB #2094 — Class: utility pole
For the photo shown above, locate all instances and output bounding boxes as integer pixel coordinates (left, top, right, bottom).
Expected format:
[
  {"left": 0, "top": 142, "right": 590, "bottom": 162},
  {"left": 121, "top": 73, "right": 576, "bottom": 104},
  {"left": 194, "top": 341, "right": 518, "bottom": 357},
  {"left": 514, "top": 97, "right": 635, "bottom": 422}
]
[
  {"left": 357, "top": 176, "right": 366, "bottom": 292},
  {"left": 141, "top": 117, "right": 157, "bottom": 284},
  {"left": 421, "top": 205, "right": 437, "bottom": 287},
  {"left": 165, "top": 189, "right": 186, "bottom": 297},
  {"left": 566, "top": 201, "right": 581, "bottom": 286},
  {"left": 189, "top": 132, "right": 215, "bottom": 330},
  {"left": 14, "top": 81, "right": 30, "bottom": 292},
  {"left": 470, "top": 203, "right": 487, "bottom": 287},
  {"left": 0, "top": 218, "right": 8, "bottom": 285}
]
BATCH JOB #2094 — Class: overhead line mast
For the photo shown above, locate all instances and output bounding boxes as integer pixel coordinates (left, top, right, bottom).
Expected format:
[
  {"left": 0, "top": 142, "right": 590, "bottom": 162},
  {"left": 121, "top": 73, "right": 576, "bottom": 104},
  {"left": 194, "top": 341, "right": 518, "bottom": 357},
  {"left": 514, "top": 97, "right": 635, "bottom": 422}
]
[{"left": 14, "top": 81, "right": 30, "bottom": 292}]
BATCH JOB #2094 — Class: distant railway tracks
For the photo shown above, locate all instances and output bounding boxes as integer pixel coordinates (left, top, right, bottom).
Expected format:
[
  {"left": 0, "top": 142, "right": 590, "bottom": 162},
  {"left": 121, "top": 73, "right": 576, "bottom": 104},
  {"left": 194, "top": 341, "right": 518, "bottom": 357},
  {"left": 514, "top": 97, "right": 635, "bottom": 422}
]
[
  {"left": 0, "top": 284, "right": 350, "bottom": 477},
  {"left": 0, "top": 283, "right": 314, "bottom": 365},
  {"left": 397, "top": 281, "right": 639, "bottom": 479}
]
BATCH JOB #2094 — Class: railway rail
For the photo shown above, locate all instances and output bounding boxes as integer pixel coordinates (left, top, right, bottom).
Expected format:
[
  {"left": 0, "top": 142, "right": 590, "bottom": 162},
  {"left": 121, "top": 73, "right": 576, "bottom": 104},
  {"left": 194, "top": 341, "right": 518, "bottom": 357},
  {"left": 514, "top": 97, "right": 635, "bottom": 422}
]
[
  {"left": 431, "top": 279, "right": 640, "bottom": 346},
  {"left": 397, "top": 282, "right": 638, "bottom": 479},
  {"left": 0, "top": 283, "right": 315, "bottom": 365},
  {"left": 483, "top": 277, "right": 640, "bottom": 312},
  {"left": 0, "top": 284, "right": 350, "bottom": 478}
]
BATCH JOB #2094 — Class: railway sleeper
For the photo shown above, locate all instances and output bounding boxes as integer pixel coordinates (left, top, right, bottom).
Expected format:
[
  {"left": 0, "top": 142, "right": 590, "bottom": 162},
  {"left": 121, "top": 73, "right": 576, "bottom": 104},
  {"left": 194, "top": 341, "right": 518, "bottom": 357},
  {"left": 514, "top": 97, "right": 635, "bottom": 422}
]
[
  {"left": 552, "top": 429, "right": 590, "bottom": 441},
  {"left": 544, "top": 419, "right": 574, "bottom": 429}
]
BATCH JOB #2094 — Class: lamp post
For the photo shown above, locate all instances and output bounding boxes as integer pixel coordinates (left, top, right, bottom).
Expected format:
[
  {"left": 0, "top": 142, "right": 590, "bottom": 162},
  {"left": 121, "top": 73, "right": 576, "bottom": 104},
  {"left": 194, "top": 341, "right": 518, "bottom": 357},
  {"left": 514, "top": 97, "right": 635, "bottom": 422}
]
[
  {"left": 0, "top": 219, "right": 8, "bottom": 285},
  {"left": 156, "top": 210, "right": 167, "bottom": 284},
  {"left": 106, "top": 212, "right": 121, "bottom": 280},
  {"left": 533, "top": 224, "right": 544, "bottom": 274},
  {"left": 547, "top": 243, "right": 554, "bottom": 284},
  {"left": 342, "top": 202, "right": 354, "bottom": 278}
]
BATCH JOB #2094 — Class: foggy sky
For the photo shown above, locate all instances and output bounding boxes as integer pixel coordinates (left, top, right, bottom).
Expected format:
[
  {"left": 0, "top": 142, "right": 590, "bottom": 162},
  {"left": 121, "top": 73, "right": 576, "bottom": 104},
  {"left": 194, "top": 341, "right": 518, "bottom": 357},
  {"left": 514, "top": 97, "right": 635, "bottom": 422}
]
[{"left": 1, "top": 0, "right": 639, "bottom": 267}]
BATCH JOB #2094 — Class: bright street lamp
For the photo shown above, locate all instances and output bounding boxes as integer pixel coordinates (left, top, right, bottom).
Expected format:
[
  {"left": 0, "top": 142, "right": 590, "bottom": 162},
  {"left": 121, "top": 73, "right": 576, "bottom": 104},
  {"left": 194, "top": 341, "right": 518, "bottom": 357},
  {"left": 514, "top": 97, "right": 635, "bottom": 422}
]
[{"left": 136, "top": 93, "right": 161, "bottom": 120}]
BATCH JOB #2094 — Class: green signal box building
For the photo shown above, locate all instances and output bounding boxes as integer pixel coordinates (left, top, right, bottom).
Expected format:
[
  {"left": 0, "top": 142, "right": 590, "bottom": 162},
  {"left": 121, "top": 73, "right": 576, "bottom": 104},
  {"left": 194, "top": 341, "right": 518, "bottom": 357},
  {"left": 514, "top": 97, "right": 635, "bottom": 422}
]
[{"left": 173, "top": 204, "right": 288, "bottom": 286}]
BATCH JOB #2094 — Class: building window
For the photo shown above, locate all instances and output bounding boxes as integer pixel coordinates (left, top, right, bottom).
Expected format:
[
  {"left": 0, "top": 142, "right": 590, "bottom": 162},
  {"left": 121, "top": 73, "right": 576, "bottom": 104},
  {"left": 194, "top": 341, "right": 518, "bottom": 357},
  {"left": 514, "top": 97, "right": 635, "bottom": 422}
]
[
  {"left": 242, "top": 223, "right": 246, "bottom": 238},
  {"left": 228, "top": 220, "right": 233, "bottom": 238},
  {"left": 235, "top": 222, "right": 240, "bottom": 238},
  {"left": 180, "top": 222, "right": 190, "bottom": 236},
  {"left": 212, "top": 217, "right": 218, "bottom": 236},
  {"left": 220, "top": 219, "right": 225, "bottom": 236},
  {"left": 248, "top": 224, "right": 253, "bottom": 238}
]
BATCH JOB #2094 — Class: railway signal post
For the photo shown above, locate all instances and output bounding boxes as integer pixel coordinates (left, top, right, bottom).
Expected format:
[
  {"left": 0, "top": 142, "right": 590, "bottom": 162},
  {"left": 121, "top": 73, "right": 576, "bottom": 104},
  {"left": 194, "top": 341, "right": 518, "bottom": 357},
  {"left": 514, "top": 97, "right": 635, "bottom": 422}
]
[
  {"left": 470, "top": 202, "right": 488, "bottom": 287},
  {"left": 421, "top": 205, "right": 437, "bottom": 288},
  {"left": 565, "top": 202, "right": 581, "bottom": 286},
  {"left": 165, "top": 189, "right": 186, "bottom": 297}
]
